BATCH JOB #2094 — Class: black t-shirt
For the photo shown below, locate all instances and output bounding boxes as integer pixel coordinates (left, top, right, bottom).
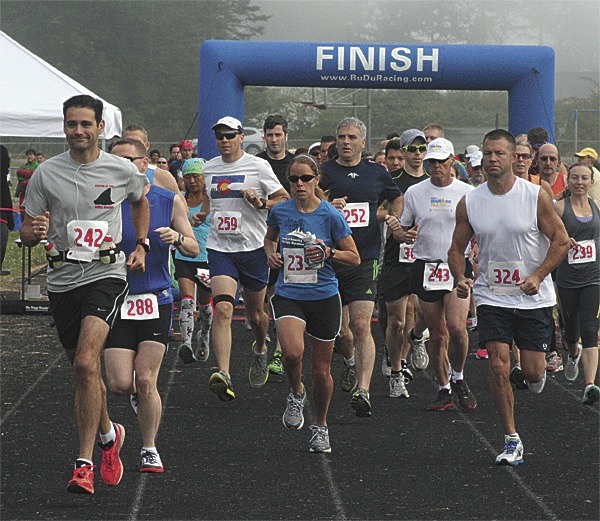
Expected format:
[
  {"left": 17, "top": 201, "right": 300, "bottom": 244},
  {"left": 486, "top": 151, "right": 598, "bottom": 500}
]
[
  {"left": 383, "top": 168, "right": 430, "bottom": 264},
  {"left": 256, "top": 151, "right": 293, "bottom": 193},
  {"left": 320, "top": 158, "right": 401, "bottom": 259}
]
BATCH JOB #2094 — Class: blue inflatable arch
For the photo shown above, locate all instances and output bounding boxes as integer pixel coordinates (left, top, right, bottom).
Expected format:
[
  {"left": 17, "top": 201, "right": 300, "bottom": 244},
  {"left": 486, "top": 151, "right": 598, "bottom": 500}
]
[{"left": 198, "top": 40, "right": 555, "bottom": 159}]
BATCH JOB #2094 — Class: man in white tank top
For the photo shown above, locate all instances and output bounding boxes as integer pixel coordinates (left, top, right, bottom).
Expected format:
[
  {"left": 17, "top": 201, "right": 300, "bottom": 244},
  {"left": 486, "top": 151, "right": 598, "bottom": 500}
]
[{"left": 448, "top": 129, "right": 569, "bottom": 466}]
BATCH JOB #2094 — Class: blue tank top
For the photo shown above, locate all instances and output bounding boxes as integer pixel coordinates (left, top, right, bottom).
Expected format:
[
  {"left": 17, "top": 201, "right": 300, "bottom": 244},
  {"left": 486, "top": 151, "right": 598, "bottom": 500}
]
[
  {"left": 121, "top": 185, "right": 174, "bottom": 304},
  {"left": 174, "top": 199, "right": 211, "bottom": 263},
  {"left": 145, "top": 166, "right": 155, "bottom": 185}
]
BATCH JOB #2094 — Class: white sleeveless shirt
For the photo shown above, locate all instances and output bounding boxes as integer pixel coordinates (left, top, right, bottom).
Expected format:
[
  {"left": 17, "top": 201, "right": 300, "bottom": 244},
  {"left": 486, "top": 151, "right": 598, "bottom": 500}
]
[{"left": 465, "top": 177, "right": 556, "bottom": 309}]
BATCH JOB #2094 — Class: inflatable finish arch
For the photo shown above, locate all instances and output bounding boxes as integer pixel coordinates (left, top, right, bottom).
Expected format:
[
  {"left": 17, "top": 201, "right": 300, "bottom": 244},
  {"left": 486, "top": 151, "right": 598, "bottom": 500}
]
[{"left": 198, "top": 40, "right": 555, "bottom": 159}]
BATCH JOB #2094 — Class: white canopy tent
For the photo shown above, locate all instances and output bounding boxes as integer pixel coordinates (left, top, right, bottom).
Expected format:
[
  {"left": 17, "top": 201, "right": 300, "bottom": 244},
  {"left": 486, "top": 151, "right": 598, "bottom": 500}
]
[{"left": 0, "top": 31, "right": 122, "bottom": 139}]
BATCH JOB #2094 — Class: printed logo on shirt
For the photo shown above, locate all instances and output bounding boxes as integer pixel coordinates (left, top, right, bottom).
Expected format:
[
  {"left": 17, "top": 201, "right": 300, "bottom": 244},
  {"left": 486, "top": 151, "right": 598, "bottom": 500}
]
[
  {"left": 94, "top": 188, "right": 114, "bottom": 209},
  {"left": 430, "top": 197, "right": 452, "bottom": 210},
  {"left": 347, "top": 172, "right": 359, "bottom": 178},
  {"left": 211, "top": 175, "right": 245, "bottom": 199}
]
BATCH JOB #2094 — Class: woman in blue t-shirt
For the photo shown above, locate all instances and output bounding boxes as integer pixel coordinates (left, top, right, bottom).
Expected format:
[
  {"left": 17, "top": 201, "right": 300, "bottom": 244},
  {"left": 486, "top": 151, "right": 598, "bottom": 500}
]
[{"left": 265, "top": 155, "right": 359, "bottom": 453}]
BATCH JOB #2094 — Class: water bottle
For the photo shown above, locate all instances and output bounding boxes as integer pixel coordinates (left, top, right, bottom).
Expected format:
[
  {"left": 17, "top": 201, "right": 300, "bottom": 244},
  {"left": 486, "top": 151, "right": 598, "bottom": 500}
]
[
  {"left": 302, "top": 233, "right": 326, "bottom": 269},
  {"left": 44, "top": 242, "right": 63, "bottom": 270},
  {"left": 99, "top": 235, "right": 117, "bottom": 264}
]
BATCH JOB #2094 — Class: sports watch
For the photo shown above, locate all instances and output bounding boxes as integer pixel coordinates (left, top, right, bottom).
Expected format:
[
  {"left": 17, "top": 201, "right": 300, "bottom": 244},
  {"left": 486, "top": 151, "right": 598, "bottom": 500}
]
[{"left": 136, "top": 237, "right": 150, "bottom": 252}]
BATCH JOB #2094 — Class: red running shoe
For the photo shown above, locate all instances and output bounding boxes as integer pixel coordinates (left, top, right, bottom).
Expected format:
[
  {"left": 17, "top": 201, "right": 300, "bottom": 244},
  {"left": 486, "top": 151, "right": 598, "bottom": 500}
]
[
  {"left": 475, "top": 348, "right": 489, "bottom": 360},
  {"left": 427, "top": 389, "right": 453, "bottom": 411},
  {"left": 99, "top": 422, "right": 125, "bottom": 486},
  {"left": 67, "top": 464, "right": 95, "bottom": 494}
]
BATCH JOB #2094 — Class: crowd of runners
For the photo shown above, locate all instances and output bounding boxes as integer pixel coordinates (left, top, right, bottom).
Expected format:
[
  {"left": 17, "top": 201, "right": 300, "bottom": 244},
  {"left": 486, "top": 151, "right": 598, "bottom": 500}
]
[{"left": 18, "top": 94, "right": 599, "bottom": 494}]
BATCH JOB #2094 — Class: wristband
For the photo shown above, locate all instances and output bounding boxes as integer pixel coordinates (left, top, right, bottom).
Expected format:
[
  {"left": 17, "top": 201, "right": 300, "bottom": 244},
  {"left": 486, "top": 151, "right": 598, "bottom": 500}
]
[{"left": 175, "top": 233, "right": 184, "bottom": 247}]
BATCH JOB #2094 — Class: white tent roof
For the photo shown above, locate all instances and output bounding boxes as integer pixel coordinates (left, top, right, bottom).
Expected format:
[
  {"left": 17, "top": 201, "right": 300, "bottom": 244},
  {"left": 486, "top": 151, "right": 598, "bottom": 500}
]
[{"left": 0, "top": 31, "right": 122, "bottom": 139}]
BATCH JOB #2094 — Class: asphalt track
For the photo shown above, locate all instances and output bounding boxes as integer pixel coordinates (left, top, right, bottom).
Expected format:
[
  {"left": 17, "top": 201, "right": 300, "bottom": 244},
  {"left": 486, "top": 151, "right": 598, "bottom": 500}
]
[{"left": 1, "top": 308, "right": 599, "bottom": 520}]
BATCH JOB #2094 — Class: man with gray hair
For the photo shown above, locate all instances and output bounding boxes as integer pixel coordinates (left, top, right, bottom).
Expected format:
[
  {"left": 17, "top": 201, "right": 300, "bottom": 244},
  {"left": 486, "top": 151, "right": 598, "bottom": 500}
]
[{"left": 320, "top": 117, "right": 403, "bottom": 417}]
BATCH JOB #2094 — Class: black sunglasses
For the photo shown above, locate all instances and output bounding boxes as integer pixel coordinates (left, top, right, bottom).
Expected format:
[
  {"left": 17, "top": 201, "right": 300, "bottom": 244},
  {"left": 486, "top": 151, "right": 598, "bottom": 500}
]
[
  {"left": 288, "top": 174, "right": 317, "bottom": 183},
  {"left": 123, "top": 156, "right": 145, "bottom": 162},
  {"left": 427, "top": 157, "right": 451, "bottom": 164},
  {"left": 403, "top": 144, "right": 427, "bottom": 153},
  {"left": 215, "top": 131, "right": 239, "bottom": 141}
]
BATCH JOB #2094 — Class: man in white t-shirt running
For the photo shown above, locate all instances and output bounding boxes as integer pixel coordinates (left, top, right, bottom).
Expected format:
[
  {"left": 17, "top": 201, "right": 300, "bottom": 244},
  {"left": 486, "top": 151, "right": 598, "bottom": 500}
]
[
  {"left": 449, "top": 129, "right": 569, "bottom": 466},
  {"left": 399, "top": 138, "right": 477, "bottom": 412},
  {"left": 203, "top": 117, "right": 289, "bottom": 401}
]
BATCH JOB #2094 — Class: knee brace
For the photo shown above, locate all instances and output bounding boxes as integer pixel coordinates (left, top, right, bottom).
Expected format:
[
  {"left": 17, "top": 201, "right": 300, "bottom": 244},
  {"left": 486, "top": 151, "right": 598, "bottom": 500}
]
[{"left": 213, "top": 294, "right": 236, "bottom": 307}]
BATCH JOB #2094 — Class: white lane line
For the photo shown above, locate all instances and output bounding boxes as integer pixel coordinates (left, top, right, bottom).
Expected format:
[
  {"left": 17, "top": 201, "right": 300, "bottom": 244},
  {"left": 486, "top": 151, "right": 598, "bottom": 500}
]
[
  {"left": 0, "top": 352, "right": 63, "bottom": 426},
  {"left": 305, "top": 401, "right": 348, "bottom": 521},
  {"left": 129, "top": 351, "right": 179, "bottom": 521},
  {"left": 424, "top": 372, "right": 559, "bottom": 521}
]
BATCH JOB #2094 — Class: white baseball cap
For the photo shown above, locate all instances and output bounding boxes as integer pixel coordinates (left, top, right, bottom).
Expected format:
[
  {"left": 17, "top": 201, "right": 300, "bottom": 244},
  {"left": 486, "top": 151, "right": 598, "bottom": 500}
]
[
  {"left": 465, "top": 145, "right": 480, "bottom": 157},
  {"left": 424, "top": 138, "right": 455, "bottom": 161},
  {"left": 211, "top": 116, "right": 243, "bottom": 132},
  {"left": 469, "top": 151, "right": 483, "bottom": 168}
]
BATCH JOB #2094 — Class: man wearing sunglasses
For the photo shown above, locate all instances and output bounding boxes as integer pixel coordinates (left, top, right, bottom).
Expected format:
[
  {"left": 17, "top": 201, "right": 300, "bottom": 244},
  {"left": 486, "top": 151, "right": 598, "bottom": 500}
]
[
  {"left": 203, "top": 116, "right": 289, "bottom": 401},
  {"left": 398, "top": 137, "right": 477, "bottom": 413},
  {"left": 536, "top": 143, "right": 567, "bottom": 202},
  {"left": 378, "top": 129, "right": 431, "bottom": 399},
  {"left": 320, "top": 117, "right": 402, "bottom": 418},
  {"left": 121, "top": 124, "right": 182, "bottom": 197}
]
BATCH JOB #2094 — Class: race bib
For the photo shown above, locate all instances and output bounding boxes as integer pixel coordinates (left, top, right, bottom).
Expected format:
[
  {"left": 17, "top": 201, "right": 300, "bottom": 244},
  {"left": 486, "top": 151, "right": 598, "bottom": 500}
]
[
  {"left": 398, "top": 243, "right": 416, "bottom": 264},
  {"left": 283, "top": 247, "right": 317, "bottom": 284},
  {"left": 195, "top": 268, "right": 211, "bottom": 292},
  {"left": 66, "top": 220, "right": 108, "bottom": 262},
  {"left": 488, "top": 261, "right": 525, "bottom": 296},
  {"left": 568, "top": 240, "right": 596, "bottom": 265},
  {"left": 423, "top": 262, "right": 453, "bottom": 291},
  {"left": 342, "top": 203, "right": 369, "bottom": 228},
  {"left": 120, "top": 293, "right": 159, "bottom": 320},
  {"left": 214, "top": 211, "right": 242, "bottom": 235}
]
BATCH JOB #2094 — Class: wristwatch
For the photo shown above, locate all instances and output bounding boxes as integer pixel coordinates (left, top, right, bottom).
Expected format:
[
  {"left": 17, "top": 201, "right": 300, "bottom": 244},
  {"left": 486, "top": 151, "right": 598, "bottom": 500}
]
[
  {"left": 136, "top": 237, "right": 150, "bottom": 252},
  {"left": 330, "top": 248, "right": 337, "bottom": 258},
  {"left": 258, "top": 198, "right": 267, "bottom": 209}
]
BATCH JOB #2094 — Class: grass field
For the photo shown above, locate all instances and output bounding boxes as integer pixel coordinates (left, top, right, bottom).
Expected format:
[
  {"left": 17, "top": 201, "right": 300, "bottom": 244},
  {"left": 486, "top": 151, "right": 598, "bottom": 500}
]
[{"left": 1, "top": 231, "right": 47, "bottom": 287}]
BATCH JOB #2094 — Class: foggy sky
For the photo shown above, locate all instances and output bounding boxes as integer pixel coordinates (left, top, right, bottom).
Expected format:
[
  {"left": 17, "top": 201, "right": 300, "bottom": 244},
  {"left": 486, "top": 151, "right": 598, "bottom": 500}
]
[{"left": 255, "top": 0, "right": 600, "bottom": 99}]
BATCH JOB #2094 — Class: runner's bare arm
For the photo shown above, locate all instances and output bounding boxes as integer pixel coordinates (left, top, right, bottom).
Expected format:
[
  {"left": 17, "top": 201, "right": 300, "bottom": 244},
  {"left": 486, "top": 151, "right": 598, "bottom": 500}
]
[{"left": 448, "top": 197, "right": 475, "bottom": 299}]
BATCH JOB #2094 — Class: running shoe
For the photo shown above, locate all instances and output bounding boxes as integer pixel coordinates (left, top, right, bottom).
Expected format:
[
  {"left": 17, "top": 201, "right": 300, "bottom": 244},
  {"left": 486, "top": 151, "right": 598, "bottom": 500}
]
[
  {"left": 427, "top": 389, "right": 453, "bottom": 411},
  {"left": 381, "top": 345, "right": 392, "bottom": 377},
  {"left": 408, "top": 328, "right": 429, "bottom": 370},
  {"left": 67, "top": 463, "right": 95, "bottom": 494},
  {"left": 450, "top": 379, "right": 477, "bottom": 410},
  {"left": 389, "top": 372, "right": 409, "bottom": 398},
  {"left": 495, "top": 437, "right": 524, "bottom": 466},
  {"left": 582, "top": 384, "right": 600, "bottom": 406},
  {"left": 564, "top": 344, "right": 582, "bottom": 381},
  {"left": 249, "top": 343, "right": 269, "bottom": 388},
  {"left": 99, "top": 422, "right": 125, "bottom": 486},
  {"left": 509, "top": 366, "right": 528, "bottom": 390},
  {"left": 178, "top": 340, "right": 197, "bottom": 364},
  {"left": 475, "top": 348, "right": 489, "bottom": 360},
  {"left": 309, "top": 425, "right": 331, "bottom": 453},
  {"left": 140, "top": 449, "right": 164, "bottom": 473},
  {"left": 546, "top": 351, "right": 563, "bottom": 372},
  {"left": 282, "top": 387, "right": 306, "bottom": 429},
  {"left": 350, "top": 388, "right": 372, "bottom": 417},
  {"left": 340, "top": 362, "right": 358, "bottom": 393},
  {"left": 209, "top": 370, "right": 236, "bottom": 401},
  {"left": 130, "top": 393, "right": 138, "bottom": 415},
  {"left": 526, "top": 371, "right": 546, "bottom": 394},
  {"left": 268, "top": 351, "right": 284, "bottom": 375},
  {"left": 401, "top": 359, "right": 414, "bottom": 384}
]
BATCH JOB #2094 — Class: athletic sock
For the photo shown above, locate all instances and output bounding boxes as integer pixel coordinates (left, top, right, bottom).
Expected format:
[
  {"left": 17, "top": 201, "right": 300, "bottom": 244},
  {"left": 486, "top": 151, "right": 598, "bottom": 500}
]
[
  {"left": 99, "top": 422, "right": 116, "bottom": 446},
  {"left": 451, "top": 370, "right": 464, "bottom": 382},
  {"left": 439, "top": 383, "right": 451, "bottom": 391},
  {"left": 75, "top": 458, "right": 93, "bottom": 468},
  {"left": 142, "top": 446, "right": 157, "bottom": 454},
  {"left": 180, "top": 297, "right": 195, "bottom": 344}
]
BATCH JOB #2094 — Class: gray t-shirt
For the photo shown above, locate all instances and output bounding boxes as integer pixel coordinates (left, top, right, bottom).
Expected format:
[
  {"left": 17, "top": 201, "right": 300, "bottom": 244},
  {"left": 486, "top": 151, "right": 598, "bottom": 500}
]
[{"left": 24, "top": 150, "right": 148, "bottom": 292}]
